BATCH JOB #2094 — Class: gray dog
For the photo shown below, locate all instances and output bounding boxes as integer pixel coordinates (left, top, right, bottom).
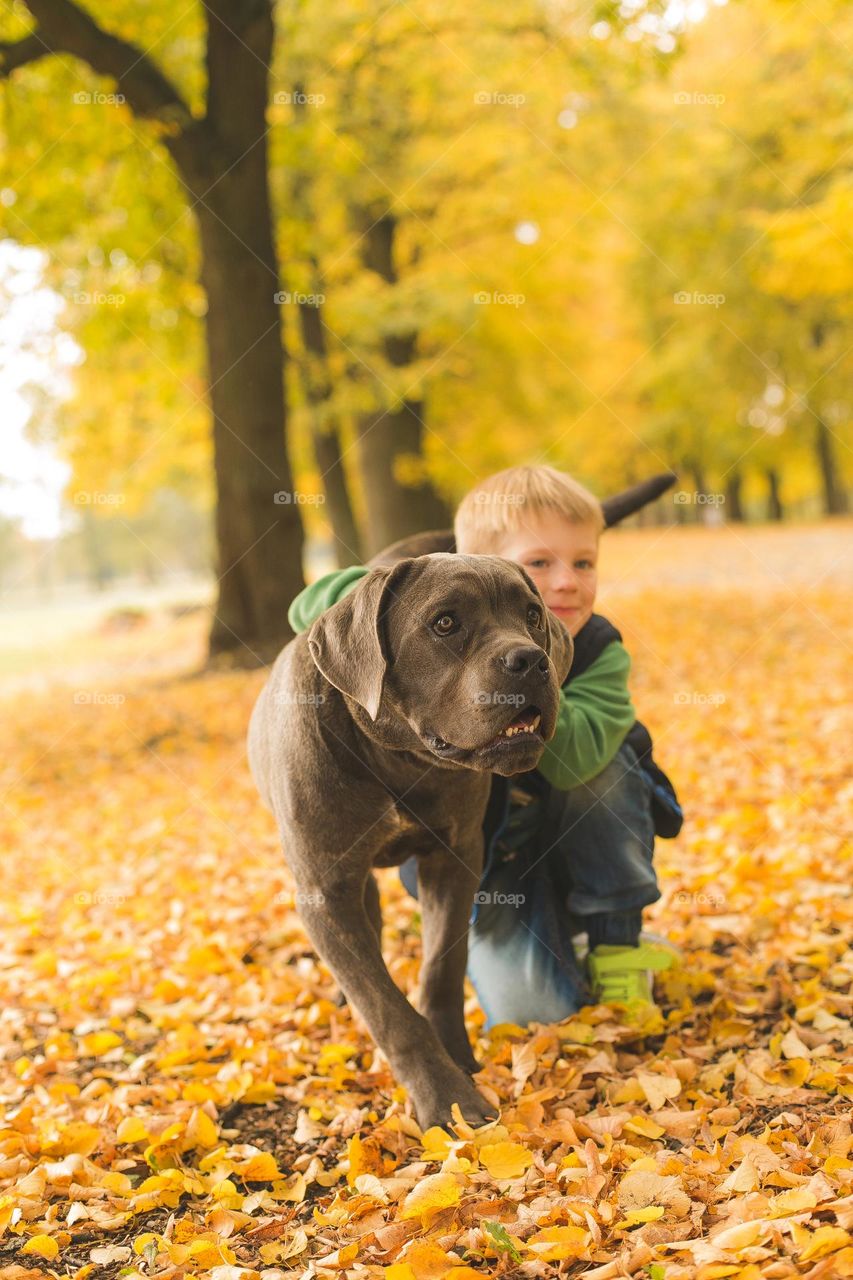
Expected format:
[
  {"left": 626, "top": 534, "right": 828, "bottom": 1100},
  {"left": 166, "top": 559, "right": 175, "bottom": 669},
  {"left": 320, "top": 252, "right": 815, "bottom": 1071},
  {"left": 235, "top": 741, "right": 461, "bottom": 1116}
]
[{"left": 248, "top": 552, "right": 573, "bottom": 1129}]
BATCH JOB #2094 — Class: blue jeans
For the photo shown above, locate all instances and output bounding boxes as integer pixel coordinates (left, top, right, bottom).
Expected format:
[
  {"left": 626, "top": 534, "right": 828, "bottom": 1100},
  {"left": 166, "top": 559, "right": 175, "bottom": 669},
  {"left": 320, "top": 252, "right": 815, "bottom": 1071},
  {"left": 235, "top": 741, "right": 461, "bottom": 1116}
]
[{"left": 399, "top": 741, "right": 660, "bottom": 1029}]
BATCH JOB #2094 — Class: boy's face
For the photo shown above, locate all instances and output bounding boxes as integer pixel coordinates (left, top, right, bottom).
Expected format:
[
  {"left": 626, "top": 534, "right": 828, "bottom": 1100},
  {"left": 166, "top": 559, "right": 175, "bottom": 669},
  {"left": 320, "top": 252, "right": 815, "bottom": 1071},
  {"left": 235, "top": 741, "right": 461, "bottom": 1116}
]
[{"left": 494, "top": 513, "right": 599, "bottom": 638}]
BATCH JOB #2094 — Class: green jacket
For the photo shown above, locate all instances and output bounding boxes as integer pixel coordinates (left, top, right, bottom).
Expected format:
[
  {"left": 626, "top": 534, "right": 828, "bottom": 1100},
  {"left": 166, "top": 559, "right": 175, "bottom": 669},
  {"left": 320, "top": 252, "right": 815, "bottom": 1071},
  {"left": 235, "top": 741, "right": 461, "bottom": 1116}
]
[{"left": 288, "top": 567, "right": 635, "bottom": 789}]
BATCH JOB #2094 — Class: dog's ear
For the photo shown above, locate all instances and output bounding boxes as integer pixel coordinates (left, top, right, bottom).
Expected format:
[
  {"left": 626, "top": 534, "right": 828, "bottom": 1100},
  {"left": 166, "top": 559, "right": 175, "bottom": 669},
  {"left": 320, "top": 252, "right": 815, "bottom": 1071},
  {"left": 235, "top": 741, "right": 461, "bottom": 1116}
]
[
  {"left": 307, "top": 559, "right": 417, "bottom": 720},
  {"left": 545, "top": 611, "right": 574, "bottom": 685}
]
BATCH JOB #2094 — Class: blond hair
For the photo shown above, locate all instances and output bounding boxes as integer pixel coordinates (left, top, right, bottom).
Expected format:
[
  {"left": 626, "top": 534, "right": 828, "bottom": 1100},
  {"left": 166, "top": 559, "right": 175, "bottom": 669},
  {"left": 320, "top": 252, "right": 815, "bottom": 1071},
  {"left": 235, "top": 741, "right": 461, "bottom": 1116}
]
[{"left": 454, "top": 464, "right": 604, "bottom": 555}]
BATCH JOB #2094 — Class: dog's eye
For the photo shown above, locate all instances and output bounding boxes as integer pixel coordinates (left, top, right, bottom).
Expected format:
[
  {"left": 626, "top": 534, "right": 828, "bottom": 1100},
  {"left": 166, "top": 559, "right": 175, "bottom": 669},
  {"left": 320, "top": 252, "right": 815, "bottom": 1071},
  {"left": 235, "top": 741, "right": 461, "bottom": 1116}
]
[
  {"left": 527, "top": 604, "right": 543, "bottom": 628},
  {"left": 432, "top": 613, "right": 457, "bottom": 636}
]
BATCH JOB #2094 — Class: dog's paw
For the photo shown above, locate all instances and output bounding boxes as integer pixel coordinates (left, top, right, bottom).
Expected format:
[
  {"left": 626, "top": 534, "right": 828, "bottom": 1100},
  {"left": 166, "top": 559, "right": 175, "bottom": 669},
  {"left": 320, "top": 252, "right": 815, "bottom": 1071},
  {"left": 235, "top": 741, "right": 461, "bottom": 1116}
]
[{"left": 410, "top": 1065, "right": 497, "bottom": 1132}]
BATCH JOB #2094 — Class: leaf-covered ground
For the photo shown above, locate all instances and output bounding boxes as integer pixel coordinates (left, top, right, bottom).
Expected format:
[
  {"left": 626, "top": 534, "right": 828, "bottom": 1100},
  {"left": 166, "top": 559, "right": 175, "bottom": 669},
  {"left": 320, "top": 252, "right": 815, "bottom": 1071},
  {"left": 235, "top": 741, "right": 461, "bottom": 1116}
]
[{"left": 0, "top": 525, "right": 851, "bottom": 1280}]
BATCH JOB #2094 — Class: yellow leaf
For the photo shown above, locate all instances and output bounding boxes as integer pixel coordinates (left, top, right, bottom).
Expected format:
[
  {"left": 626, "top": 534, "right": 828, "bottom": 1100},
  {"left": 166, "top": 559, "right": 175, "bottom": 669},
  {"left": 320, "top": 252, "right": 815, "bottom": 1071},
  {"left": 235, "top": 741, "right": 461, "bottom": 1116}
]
[
  {"left": 479, "top": 1141, "right": 533, "bottom": 1180},
  {"left": 400, "top": 1242, "right": 456, "bottom": 1279},
  {"left": 384, "top": 1266, "right": 416, "bottom": 1280},
  {"left": 185, "top": 1107, "right": 219, "bottom": 1149},
  {"left": 315, "top": 1242, "right": 359, "bottom": 1268},
  {"left": 614, "top": 1206, "right": 666, "bottom": 1229},
  {"left": 347, "top": 1133, "right": 383, "bottom": 1186},
  {"left": 421, "top": 1127, "right": 454, "bottom": 1160},
  {"left": 798, "top": 1226, "right": 851, "bottom": 1262},
  {"left": 624, "top": 1115, "right": 666, "bottom": 1139},
  {"left": 780, "top": 1027, "right": 811, "bottom": 1058},
  {"left": 824, "top": 1247, "right": 853, "bottom": 1277},
  {"left": 401, "top": 1171, "right": 462, "bottom": 1220},
  {"left": 101, "top": 1171, "right": 133, "bottom": 1194},
  {"left": 526, "top": 1225, "right": 589, "bottom": 1261},
  {"left": 187, "top": 1237, "right": 237, "bottom": 1266},
  {"left": 763, "top": 1058, "right": 810, "bottom": 1086},
  {"left": 22, "top": 1234, "right": 60, "bottom": 1259},
  {"left": 270, "top": 1172, "right": 306, "bottom": 1202},
  {"left": 710, "top": 1221, "right": 767, "bottom": 1252},
  {"left": 768, "top": 1187, "right": 818, "bottom": 1217},
  {"left": 133, "top": 1233, "right": 160, "bottom": 1255},
  {"left": 41, "top": 1121, "right": 100, "bottom": 1157},
  {"left": 636, "top": 1071, "right": 681, "bottom": 1110},
  {"left": 241, "top": 1081, "right": 276, "bottom": 1103},
  {"left": 80, "top": 1030, "right": 123, "bottom": 1056},
  {"left": 116, "top": 1116, "right": 148, "bottom": 1143},
  {"left": 235, "top": 1152, "right": 281, "bottom": 1181}
]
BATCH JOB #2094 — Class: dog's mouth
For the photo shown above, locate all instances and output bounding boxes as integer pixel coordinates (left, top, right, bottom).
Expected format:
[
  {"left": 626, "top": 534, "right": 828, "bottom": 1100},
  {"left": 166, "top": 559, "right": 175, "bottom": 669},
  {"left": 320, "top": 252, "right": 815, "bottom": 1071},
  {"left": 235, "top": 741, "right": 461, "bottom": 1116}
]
[
  {"left": 427, "top": 705, "right": 543, "bottom": 757},
  {"left": 479, "top": 705, "right": 542, "bottom": 749}
]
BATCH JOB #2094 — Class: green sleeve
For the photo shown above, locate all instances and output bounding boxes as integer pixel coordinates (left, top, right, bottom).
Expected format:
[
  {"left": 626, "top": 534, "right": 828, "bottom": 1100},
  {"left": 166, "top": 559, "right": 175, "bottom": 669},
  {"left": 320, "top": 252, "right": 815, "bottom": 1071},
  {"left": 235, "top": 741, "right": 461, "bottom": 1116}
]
[
  {"left": 537, "top": 641, "right": 636, "bottom": 790},
  {"left": 287, "top": 565, "right": 370, "bottom": 633}
]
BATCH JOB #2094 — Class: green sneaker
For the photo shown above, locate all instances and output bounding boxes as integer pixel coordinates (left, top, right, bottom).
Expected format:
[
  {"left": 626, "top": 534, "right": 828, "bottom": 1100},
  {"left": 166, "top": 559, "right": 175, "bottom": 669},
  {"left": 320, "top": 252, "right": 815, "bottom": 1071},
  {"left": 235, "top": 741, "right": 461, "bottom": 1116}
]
[{"left": 587, "top": 941, "right": 676, "bottom": 1007}]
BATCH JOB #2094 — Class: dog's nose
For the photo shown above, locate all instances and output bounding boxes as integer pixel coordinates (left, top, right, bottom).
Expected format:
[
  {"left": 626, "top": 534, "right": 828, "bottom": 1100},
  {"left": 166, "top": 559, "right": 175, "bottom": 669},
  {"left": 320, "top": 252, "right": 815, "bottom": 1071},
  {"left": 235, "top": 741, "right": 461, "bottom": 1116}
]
[{"left": 499, "top": 644, "right": 549, "bottom": 676}]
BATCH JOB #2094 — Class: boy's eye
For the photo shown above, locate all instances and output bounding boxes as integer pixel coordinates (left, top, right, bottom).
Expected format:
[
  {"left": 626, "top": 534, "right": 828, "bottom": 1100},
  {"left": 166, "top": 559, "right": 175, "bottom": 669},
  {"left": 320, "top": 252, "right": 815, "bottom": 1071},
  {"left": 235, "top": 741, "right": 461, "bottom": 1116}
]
[
  {"left": 432, "top": 613, "right": 457, "bottom": 635},
  {"left": 527, "top": 604, "right": 543, "bottom": 628},
  {"left": 576, "top": 560, "right": 595, "bottom": 570},
  {"left": 528, "top": 559, "right": 548, "bottom": 569}
]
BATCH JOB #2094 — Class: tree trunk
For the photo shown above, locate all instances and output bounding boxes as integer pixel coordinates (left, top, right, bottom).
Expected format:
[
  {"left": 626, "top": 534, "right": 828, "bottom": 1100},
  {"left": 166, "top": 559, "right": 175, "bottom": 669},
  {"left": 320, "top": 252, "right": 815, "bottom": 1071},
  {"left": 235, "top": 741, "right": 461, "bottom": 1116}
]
[
  {"left": 5, "top": 2, "right": 304, "bottom": 663},
  {"left": 765, "top": 467, "right": 784, "bottom": 521},
  {"left": 297, "top": 291, "right": 362, "bottom": 566},
  {"left": 726, "top": 471, "right": 744, "bottom": 521},
  {"left": 814, "top": 415, "right": 848, "bottom": 515},
  {"left": 311, "top": 419, "right": 363, "bottom": 566},
  {"left": 173, "top": 6, "right": 304, "bottom": 663},
  {"left": 355, "top": 213, "right": 451, "bottom": 556},
  {"left": 356, "top": 401, "right": 452, "bottom": 557}
]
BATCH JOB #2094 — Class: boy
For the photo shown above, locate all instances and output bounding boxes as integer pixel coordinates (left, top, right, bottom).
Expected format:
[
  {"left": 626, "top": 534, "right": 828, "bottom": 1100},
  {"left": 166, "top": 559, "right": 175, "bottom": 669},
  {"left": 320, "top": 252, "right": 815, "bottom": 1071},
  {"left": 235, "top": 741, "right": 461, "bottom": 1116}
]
[{"left": 287, "top": 465, "right": 682, "bottom": 1028}]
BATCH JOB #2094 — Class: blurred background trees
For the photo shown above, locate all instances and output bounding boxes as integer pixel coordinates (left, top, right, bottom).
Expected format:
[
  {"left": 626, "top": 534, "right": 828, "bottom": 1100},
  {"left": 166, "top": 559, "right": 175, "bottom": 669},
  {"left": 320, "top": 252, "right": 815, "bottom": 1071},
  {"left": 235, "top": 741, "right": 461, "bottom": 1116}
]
[{"left": 0, "top": 0, "right": 849, "bottom": 662}]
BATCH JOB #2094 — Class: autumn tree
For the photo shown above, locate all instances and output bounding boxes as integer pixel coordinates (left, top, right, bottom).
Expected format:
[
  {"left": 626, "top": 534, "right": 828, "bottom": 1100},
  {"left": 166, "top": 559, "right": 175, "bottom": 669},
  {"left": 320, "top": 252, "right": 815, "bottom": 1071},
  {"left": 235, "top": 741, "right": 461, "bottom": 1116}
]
[{"left": 0, "top": 0, "right": 304, "bottom": 662}]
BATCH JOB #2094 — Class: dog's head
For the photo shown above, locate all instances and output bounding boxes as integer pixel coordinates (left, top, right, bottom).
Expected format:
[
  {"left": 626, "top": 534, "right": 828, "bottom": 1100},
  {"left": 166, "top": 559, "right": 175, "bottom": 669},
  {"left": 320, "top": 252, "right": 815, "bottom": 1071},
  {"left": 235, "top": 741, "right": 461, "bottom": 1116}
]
[{"left": 307, "top": 553, "right": 573, "bottom": 776}]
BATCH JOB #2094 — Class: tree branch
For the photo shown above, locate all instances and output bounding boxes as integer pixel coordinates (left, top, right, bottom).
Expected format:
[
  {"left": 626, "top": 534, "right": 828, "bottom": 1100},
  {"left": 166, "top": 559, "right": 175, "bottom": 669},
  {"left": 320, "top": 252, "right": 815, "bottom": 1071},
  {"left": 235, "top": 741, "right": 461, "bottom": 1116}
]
[{"left": 14, "top": 0, "right": 194, "bottom": 133}]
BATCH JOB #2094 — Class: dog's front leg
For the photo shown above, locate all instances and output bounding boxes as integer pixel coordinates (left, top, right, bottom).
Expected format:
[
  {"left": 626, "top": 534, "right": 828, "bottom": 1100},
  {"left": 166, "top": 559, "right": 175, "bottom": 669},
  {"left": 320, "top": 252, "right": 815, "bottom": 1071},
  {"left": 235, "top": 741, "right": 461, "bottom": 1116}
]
[
  {"left": 295, "top": 868, "right": 493, "bottom": 1131},
  {"left": 415, "top": 840, "right": 483, "bottom": 1076}
]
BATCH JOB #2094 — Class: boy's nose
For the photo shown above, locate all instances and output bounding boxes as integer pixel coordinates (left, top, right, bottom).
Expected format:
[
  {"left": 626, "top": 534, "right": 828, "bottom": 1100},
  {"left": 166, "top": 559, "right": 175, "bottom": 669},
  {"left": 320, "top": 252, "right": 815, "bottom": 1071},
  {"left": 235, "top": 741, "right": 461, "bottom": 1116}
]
[{"left": 552, "top": 569, "right": 580, "bottom": 591}]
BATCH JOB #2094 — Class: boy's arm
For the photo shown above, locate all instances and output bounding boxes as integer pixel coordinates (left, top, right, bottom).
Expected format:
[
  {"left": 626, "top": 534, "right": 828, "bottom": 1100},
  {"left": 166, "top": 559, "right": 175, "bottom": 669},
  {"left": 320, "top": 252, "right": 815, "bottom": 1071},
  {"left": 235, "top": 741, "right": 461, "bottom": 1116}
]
[
  {"left": 288, "top": 566, "right": 370, "bottom": 633},
  {"left": 537, "top": 641, "right": 636, "bottom": 790}
]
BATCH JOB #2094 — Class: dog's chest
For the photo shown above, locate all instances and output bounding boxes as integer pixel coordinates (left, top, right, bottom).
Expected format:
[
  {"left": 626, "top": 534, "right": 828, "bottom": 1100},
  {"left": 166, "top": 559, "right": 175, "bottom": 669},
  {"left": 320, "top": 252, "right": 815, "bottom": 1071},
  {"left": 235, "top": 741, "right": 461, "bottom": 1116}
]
[{"left": 371, "top": 800, "right": 450, "bottom": 868}]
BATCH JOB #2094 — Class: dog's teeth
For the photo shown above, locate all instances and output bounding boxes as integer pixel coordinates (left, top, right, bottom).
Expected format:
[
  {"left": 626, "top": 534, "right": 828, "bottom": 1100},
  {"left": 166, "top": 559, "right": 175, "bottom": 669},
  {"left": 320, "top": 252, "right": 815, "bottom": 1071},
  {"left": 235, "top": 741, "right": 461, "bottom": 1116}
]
[{"left": 502, "top": 718, "right": 540, "bottom": 738}]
